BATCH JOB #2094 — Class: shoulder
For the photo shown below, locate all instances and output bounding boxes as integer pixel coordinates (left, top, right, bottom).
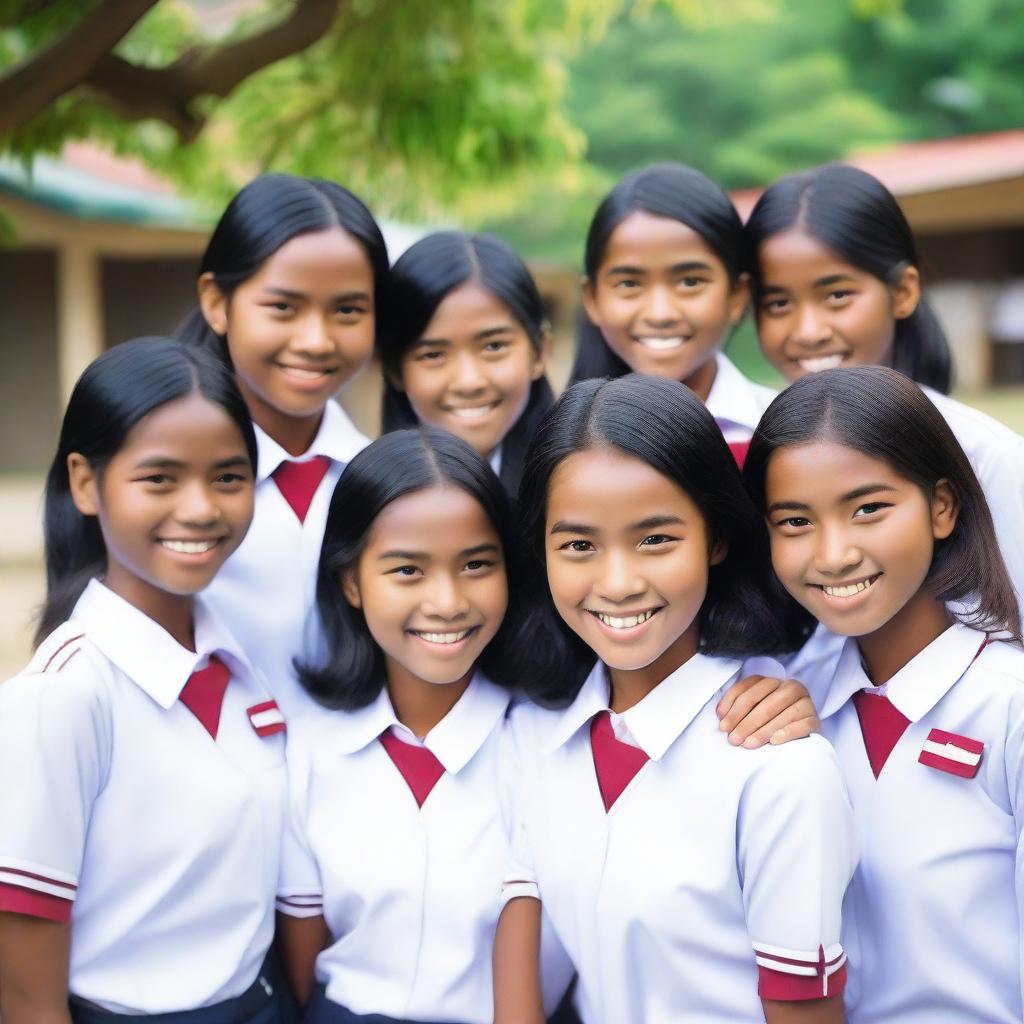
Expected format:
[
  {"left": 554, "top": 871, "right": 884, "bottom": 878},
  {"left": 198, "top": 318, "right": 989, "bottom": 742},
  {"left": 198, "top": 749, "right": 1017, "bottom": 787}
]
[
  {"left": 961, "top": 639, "right": 1024, "bottom": 712},
  {"left": 924, "top": 389, "right": 1024, "bottom": 460},
  {"left": 734, "top": 731, "right": 845, "bottom": 797},
  {"left": 748, "top": 378, "right": 779, "bottom": 415}
]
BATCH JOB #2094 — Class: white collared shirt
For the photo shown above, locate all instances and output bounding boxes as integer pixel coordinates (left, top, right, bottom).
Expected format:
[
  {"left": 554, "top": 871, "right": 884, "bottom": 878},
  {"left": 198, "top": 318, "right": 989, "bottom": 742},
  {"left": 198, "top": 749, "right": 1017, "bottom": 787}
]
[
  {"left": 277, "top": 675, "right": 573, "bottom": 1022},
  {"left": 816, "top": 623, "right": 1024, "bottom": 1023},
  {"left": 705, "top": 352, "right": 777, "bottom": 447},
  {"left": 501, "top": 654, "right": 856, "bottom": 1024},
  {"left": 203, "top": 399, "right": 369, "bottom": 722},
  {"left": 0, "top": 580, "right": 287, "bottom": 1014}
]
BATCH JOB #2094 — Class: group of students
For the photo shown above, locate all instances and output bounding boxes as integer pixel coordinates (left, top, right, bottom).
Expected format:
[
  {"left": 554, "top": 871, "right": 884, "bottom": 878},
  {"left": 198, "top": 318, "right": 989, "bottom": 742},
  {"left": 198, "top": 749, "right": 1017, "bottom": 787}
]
[{"left": 0, "top": 158, "right": 1023, "bottom": 1024}]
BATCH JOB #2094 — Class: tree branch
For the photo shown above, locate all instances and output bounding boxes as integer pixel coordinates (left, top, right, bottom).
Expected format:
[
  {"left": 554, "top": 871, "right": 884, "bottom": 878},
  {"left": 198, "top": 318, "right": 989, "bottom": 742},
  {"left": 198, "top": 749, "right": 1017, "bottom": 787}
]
[
  {"left": 0, "top": 0, "right": 159, "bottom": 139},
  {"left": 83, "top": 0, "right": 342, "bottom": 142}
]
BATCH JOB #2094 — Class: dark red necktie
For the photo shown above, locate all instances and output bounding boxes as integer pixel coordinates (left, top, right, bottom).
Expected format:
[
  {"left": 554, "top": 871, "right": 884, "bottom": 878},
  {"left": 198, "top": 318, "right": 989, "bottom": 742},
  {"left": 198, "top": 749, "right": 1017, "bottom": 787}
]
[
  {"left": 590, "top": 710, "right": 650, "bottom": 812},
  {"left": 853, "top": 690, "right": 911, "bottom": 778},
  {"left": 380, "top": 731, "right": 446, "bottom": 808},
  {"left": 180, "top": 655, "right": 231, "bottom": 740},
  {"left": 728, "top": 440, "right": 750, "bottom": 469},
  {"left": 273, "top": 456, "right": 331, "bottom": 523}
]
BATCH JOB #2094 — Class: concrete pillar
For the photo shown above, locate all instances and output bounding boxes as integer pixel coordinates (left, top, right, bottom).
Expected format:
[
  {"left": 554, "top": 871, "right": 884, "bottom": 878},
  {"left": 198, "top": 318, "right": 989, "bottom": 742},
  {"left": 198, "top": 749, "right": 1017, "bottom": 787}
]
[{"left": 56, "top": 241, "right": 103, "bottom": 406}]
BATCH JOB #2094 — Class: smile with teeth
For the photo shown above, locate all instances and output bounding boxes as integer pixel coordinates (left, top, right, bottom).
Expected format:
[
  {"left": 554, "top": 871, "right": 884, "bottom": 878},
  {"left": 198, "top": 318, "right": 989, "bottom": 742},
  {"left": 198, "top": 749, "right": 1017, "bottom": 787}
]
[
  {"left": 409, "top": 627, "right": 476, "bottom": 645},
  {"left": 635, "top": 336, "right": 687, "bottom": 351},
  {"left": 159, "top": 539, "right": 221, "bottom": 554},
  {"left": 814, "top": 573, "right": 882, "bottom": 599},
  {"left": 444, "top": 402, "right": 500, "bottom": 420},
  {"left": 589, "top": 608, "right": 660, "bottom": 629},
  {"left": 276, "top": 363, "right": 336, "bottom": 380},
  {"left": 797, "top": 354, "right": 846, "bottom": 373}
]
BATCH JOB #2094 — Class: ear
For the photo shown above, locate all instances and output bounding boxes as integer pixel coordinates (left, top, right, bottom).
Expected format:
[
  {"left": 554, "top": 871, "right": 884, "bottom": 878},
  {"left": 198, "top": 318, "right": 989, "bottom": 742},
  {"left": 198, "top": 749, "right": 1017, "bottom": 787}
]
[
  {"left": 728, "top": 273, "right": 750, "bottom": 326},
  {"left": 581, "top": 275, "right": 601, "bottom": 327},
  {"left": 67, "top": 453, "right": 100, "bottom": 516},
  {"left": 530, "top": 324, "right": 552, "bottom": 382},
  {"left": 341, "top": 568, "right": 362, "bottom": 609},
  {"left": 709, "top": 536, "right": 729, "bottom": 567},
  {"left": 891, "top": 264, "right": 921, "bottom": 322},
  {"left": 197, "top": 272, "right": 229, "bottom": 336},
  {"left": 930, "top": 479, "right": 958, "bottom": 541}
]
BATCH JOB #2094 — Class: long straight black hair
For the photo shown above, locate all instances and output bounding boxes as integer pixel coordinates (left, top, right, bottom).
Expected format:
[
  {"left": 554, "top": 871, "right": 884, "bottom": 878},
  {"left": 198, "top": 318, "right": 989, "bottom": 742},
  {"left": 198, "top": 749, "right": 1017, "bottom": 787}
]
[
  {"left": 297, "top": 427, "right": 539, "bottom": 709},
  {"left": 378, "top": 231, "right": 555, "bottom": 494},
  {"left": 176, "top": 173, "right": 389, "bottom": 365},
  {"left": 743, "top": 365, "right": 1019, "bottom": 638},
  {"left": 37, "top": 338, "right": 257, "bottom": 646},
  {"left": 744, "top": 163, "right": 953, "bottom": 394},
  {"left": 518, "top": 373, "right": 806, "bottom": 706},
  {"left": 569, "top": 162, "right": 747, "bottom": 384}
]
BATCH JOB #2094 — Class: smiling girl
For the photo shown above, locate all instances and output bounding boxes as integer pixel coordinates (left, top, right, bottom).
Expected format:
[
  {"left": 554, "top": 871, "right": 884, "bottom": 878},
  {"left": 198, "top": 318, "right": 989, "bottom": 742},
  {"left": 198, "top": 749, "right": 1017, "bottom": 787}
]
[
  {"left": 569, "top": 163, "right": 772, "bottom": 466},
  {"left": 378, "top": 231, "right": 554, "bottom": 492},
  {"left": 745, "top": 365, "right": 1024, "bottom": 1023},
  {"left": 0, "top": 339, "right": 288, "bottom": 1023},
  {"left": 275, "top": 428, "right": 573, "bottom": 1023},
  {"left": 494, "top": 374, "right": 855, "bottom": 1024},
  {"left": 177, "top": 173, "right": 390, "bottom": 719}
]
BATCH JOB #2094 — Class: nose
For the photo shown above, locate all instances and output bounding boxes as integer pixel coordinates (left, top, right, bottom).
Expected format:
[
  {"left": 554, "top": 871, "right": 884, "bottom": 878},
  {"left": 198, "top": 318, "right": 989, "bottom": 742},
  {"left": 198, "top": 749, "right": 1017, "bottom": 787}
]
[
  {"left": 641, "top": 285, "right": 681, "bottom": 328},
  {"left": 421, "top": 572, "right": 471, "bottom": 620},
  {"left": 449, "top": 351, "right": 488, "bottom": 395},
  {"left": 790, "top": 302, "right": 832, "bottom": 348},
  {"left": 175, "top": 481, "right": 222, "bottom": 527},
  {"left": 814, "top": 523, "right": 862, "bottom": 578},
  {"left": 595, "top": 549, "right": 647, "bottom": 604},
  {"left": 292, "top": 314, "right": 336, "bottom": 357}
]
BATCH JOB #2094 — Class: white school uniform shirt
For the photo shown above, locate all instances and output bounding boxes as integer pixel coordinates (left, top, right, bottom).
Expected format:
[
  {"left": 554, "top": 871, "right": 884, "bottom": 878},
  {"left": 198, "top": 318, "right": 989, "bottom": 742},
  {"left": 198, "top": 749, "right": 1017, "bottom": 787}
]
[
  {"left": 705, "top": 351, "right": 777, "bottom": 452},
  {"left": 203, "top": 399, "right": 369, "bottom": 722},
  {"left": 0, "top": 579, "right": 287, "bottom": 1014},
  {"left": 277, "top": 674, "right": 573, "bottom": 1023},
  {"left": 501, "top": 654, "right": 856, "bottom": 1024},
  {"left": 814, "top": 623, "right": 1024, "bottom": 1023}
]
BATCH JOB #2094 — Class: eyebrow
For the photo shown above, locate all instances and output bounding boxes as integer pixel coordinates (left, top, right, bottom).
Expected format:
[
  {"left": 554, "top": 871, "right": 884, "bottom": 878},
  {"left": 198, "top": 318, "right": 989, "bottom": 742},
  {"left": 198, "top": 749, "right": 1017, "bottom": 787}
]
[
  {"left": 134, "top": 456, "right": 250, "bottom": 471},
  {"left": 632, "top": 514, "right": 684, "bottom": 530},
  {"left": 549, "top": 521, "right": 597, "bottom": 536},
  {"left": 378, "top": 542, "right": 500, "bottom": 562},
  {"left": 262, "top": 287, "right": 370, "bottom": 303},
  {"left": 766, "top": 484, "right": 898, "bottom": 515},
  {"left": 813, "top": 274, "right": 857, "bottom": 288}
]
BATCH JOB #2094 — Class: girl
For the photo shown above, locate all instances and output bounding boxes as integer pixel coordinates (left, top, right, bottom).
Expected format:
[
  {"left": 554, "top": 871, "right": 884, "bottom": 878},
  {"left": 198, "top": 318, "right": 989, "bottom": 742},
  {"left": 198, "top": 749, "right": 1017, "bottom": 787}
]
[
  {"left": 274, "top": 427, "right": 575, "bottom": 1022},
  {"left": 744, "top": 163, "right": 1024, "bottom": 616},
  {"left": 494, "top": 374, "right": 856, "bottom": 1024},
  {"left": 0, "top": 339, "right": 288, "bottom": 1022},
  {"left": 378, "top": 231, "right": 554, "bottom": 493},
  {"left": 744, "top": 365, "right": 1024, "bottom": 1023},
  {"left": 177, "top": 173, "right": 390, "bottom": 720},
  {"left": 568, "top": 162, "right": 773, "bottom": 466}
]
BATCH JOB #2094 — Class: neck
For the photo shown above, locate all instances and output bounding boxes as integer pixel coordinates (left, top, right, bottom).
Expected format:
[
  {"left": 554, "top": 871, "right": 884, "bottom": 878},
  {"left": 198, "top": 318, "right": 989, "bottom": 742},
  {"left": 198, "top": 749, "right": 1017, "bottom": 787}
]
[
  {"left": 101, "top": 564, "right": 196, "bottom": 651},
  {"left": 857, "top": 588, "right": 954, "bottom": 685},
  {"left": 240, "top": 382, "right": 324, "bottom": 457},
  {"left": 607, "top": 621, "right": 700, "bottom": 713},
  {"left": 385, "top": 658, "right": 472, "bottom": 739},
  {"left": 684, "top": 355, "right": 719, "bottom": 404}
]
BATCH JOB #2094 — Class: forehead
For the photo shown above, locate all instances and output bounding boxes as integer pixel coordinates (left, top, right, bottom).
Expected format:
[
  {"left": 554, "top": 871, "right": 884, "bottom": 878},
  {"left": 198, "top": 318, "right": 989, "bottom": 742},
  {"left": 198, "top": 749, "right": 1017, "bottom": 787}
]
[
  {"left": 547, "top": 448, "right": 699, "bottom": 522},
  {"left": 247, "top": 227, "right": 373, "bottom": 291},
  {"left": 366, "top": 483, "right": 500, "bottom": 551},
  {"left": 422, "top": 282, "right": 521, "bottom": 337},
  {"left": 599, "top": 211, "right": 723, "bottom": 270},
  {"left": 757, "top": 229, "right": 863, "bottom": 285},
  {"left": 766, "top": 441, "right": 904, "bottom": 500},
  {"left": 115, "top": 392, "right": 248, "bottom": 459}
]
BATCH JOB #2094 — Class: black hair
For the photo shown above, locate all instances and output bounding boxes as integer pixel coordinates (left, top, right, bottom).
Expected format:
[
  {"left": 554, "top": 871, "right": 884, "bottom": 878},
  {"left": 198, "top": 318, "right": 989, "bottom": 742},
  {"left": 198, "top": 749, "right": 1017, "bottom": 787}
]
[
  {"left": 518, "top": 373, "right": 806, "bottom": 706},
  {"left": 176, "top": 173, "right": 389, "bottom": 364},
  {"left": 569, "top": 162, "right": 746, "bottom": 385},
  {"left": 37, "top": 337, "right": 257, "bottom": 646},
  {"left": 744, "top": 163, "right": 953, "bottom": 394},
  {"left": 378, "top": 231, "right": 555, "bottom": 494},
  {"left": 297, "top": 427, "right": 539, "bottom": 709},
  {"left": 744, "top": 365, "right": 1019, "bottom": 639}
]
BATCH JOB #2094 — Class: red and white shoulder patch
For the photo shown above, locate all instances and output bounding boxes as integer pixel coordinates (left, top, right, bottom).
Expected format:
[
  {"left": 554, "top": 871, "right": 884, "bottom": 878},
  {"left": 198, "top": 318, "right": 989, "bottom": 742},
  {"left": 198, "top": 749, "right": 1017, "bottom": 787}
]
[{"left": 919, "top": 728, "right": 984, "bottom": 779}]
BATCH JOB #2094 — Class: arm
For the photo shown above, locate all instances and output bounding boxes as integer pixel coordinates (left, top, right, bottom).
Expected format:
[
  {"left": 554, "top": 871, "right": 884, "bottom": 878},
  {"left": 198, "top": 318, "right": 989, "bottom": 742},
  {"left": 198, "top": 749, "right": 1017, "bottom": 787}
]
[
  {"left": 276, "top": 911, "right": 329, "bottom": 1006},
  {"left": 762, "top": 996, "right": 845, "bottom": 1023},
  {"left": 718, "top": 674, "right": 820, "bottom": 748},
  {"left": 0, "top": 913, "right": 72, "bottom": 1024},
  {"left": 494, "top": 896, "right": 545, "bottom": 1024}
]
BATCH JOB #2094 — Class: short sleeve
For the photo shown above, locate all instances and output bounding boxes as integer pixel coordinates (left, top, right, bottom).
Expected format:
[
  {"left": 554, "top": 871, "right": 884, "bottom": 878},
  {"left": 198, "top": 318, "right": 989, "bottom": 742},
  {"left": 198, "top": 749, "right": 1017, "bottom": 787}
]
[
  {"left": 498, "top": 708, "right": 540, "bottom": 906},
  {"left": 737, "top": 735, "right": 857, "bottom": 1001},
  {"left": 0, "top": 650, "right": 111, "bottom": 923},
  {"left": 275, "top": 742, "right": 324, "bottom": 918}
]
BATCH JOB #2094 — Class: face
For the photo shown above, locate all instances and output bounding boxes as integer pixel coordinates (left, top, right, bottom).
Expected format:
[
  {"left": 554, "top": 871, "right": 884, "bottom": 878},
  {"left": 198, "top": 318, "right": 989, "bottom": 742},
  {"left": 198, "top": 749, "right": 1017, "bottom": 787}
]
[
  {"left": 398, "top": 283, "right": 545, "bottom": 459},
  {"left": 199, "top": 227, "right": 376, "bottom": 424},
  {"left": 583, "top": 211, "right": 747, "bottom": 397},
  {"left": 756, "top": 229, "right": 920, "bottom": 381},
  {"left": 343, "top": 484, "right": 508, "bottom": 687},
  {"left": 765, "top": 441, "right": 956, "bottom": 638},
  {"left": 68, "top": 392, "right": 254, "bottom": 607},
  {"left": 545, "top": 447, "right": 724, "bottom": 673}
]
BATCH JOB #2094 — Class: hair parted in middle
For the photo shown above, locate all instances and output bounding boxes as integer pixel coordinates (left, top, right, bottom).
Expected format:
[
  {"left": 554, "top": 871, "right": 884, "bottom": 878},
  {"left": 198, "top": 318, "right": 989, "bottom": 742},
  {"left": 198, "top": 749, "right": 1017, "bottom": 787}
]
[
  {"left": 296, "top": 426, "right": 540, "bottom": 709},
  {"left": 518, "top": 373, "right": 806, "bottom": 706}
]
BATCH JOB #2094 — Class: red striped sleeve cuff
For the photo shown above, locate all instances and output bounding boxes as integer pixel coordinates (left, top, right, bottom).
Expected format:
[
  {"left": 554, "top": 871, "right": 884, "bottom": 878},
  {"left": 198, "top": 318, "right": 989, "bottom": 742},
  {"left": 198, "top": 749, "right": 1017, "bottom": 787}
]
[
  {"left": 0, "top": 883, "right": 73, "bottom": 922},
  {"left": 754, "top": 942, "right": 847, "bottom": 1001}
]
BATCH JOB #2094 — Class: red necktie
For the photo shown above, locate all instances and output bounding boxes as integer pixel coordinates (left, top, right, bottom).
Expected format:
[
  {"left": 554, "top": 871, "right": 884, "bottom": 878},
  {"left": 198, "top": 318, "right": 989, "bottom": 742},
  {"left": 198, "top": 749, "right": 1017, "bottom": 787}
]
[
  {"left": 380, "top": 731, "right": 446, "bottom": 808},
  {"left": 853, "top": 690, "right": 910, "bottom": 778},
  {"left": 180, "top": 655, "right": 231, "bottom": 740},
  {"left": 273, "top": 456, "right": 331, "bottom": 523},
  {"left": 590, "top": 710, "right": 650, "bottom": 812},
  {"left": 728, "top": 440, "right": 750, "bottom": 469}
]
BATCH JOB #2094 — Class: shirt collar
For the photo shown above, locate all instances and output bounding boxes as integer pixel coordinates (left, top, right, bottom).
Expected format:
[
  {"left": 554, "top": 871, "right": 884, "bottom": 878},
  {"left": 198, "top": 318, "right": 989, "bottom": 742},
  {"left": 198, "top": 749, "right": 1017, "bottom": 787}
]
[
  {"left": 255, "top": 399, "right": 370, "bottom": 483},
  {"left": 71, "top": 579, "right": 253, "bottom": 709},
  {"left": 332, "top": 673, "right": 511, "bottom": 774},
  {"left": 822, "top": 622, "right": 988, "bottom": 722},
  {"left": 489, "top": 444, "right": 503, "bottom": 476},
  {"left": 549, "top": 653, "right": 742, "bottom": 760},
  {"left": 704, "top": 352, "right": 774, "bottom": 433}
]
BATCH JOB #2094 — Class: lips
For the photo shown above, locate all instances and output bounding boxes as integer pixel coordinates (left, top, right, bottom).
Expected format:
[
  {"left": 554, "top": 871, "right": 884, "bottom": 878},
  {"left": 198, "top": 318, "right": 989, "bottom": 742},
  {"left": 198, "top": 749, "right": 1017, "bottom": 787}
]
[
  {"left": 810, "top": 573, "right": 882, "bottom": 600},
  {"left": 443, "top": 401, "right": 500, "bottom": 421},
  {"left": 634, "top": 336, "right": 689, "bottom": 352},
  {"left": 796, "top": 353, "right": 846, "bottom": 373},
  {"left": 408, "top": 626, "right": 478, "bottom": 646},
  {"left": 159, "top": 538, "right": 223, "bottom": 554},
  {"left": 275, "top": 363, "right": 337, "bottom": 381},
  {"left": 586, "top": 607, "right": 662, "bottom": 631}
]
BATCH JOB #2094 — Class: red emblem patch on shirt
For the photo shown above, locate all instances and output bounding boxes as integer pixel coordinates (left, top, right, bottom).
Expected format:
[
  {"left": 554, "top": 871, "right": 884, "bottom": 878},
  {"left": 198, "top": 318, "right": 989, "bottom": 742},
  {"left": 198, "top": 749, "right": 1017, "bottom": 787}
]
[
  {"left": 918, "top": 728, "right": 984, "bottom": 779},
  {"left": 247, "top": 700, "right": 286, "bottom": 738}
]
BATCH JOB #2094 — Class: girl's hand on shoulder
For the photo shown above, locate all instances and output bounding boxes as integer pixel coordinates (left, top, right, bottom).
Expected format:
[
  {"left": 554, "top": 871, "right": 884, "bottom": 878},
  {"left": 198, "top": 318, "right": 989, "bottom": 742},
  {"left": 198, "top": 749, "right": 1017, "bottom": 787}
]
[{"left": 717, "top": 675, "right": 820, "bottom": 749}]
